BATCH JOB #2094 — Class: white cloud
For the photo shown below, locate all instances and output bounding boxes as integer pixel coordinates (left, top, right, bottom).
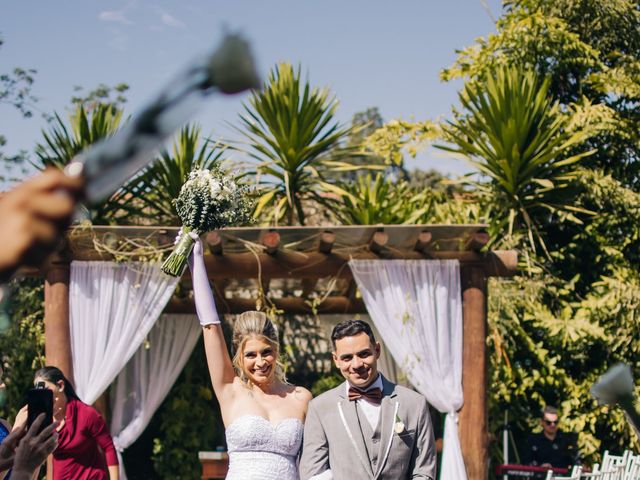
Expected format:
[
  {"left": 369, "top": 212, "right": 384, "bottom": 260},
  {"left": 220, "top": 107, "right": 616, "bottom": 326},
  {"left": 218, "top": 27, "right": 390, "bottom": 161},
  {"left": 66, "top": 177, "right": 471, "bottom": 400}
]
[
  {"left": 107, "top": 28, "right": 129, "bottom": 51},
  {"left": 160, "top": 12, "right": 185, "bottom": 28},
  {"left": 99, "top": 10, "right": 134, "bottom": 25}
]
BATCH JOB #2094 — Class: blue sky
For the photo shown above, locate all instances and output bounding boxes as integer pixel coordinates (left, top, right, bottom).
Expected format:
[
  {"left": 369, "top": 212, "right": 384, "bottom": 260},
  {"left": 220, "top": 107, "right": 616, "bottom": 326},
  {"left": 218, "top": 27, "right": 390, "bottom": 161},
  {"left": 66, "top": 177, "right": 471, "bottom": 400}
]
[{"left": 1, "top": 1, "right": 502, "bottom": 182}]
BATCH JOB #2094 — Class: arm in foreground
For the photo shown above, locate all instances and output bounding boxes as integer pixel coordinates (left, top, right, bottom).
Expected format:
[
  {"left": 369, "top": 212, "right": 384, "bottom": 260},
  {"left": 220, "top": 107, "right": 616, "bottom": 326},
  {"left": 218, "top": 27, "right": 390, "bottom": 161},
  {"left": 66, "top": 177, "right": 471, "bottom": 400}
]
[
  {"left": 0, "top": 421, "right": 25, "bottom": 472},
  {"left": 11, "top": 415, "right": 58, "bottom": 480},
  {"left": 299, "top": 401, "right": 331, "bottom": 480},
  {"left": 0, "top": 169, "right": 83, "bottom": 282}
]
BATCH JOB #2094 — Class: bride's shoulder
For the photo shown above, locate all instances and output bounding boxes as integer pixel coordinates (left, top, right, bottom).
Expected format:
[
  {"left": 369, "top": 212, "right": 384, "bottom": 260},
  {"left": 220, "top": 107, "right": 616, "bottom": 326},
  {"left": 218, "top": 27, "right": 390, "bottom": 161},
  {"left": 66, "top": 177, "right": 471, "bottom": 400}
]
[{"left": 287, "top": 384, "right": 313, "bottom": 403}]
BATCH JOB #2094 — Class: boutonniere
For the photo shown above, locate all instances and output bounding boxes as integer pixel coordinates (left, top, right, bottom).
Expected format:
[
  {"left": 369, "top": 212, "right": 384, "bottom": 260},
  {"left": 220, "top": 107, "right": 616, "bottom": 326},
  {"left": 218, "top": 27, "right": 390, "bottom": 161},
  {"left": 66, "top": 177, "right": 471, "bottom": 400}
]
[{"left": 394, "top": 414, "right": 405, "bottom": 434}]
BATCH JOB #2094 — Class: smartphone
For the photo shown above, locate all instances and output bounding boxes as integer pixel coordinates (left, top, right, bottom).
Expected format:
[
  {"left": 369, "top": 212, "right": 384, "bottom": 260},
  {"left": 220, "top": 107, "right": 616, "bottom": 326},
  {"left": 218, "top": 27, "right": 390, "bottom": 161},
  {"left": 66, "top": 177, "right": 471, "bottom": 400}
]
[{"left": 27, "top": 382, "right": 53, "bottom": 434}]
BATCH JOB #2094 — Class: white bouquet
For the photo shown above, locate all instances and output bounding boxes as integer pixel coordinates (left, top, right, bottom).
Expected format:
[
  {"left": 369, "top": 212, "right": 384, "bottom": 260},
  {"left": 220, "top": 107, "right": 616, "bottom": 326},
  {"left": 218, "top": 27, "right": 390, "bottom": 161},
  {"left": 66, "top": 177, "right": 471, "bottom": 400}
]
[{"left": 161, "top": 167, "right": 252, "bottom": 277}]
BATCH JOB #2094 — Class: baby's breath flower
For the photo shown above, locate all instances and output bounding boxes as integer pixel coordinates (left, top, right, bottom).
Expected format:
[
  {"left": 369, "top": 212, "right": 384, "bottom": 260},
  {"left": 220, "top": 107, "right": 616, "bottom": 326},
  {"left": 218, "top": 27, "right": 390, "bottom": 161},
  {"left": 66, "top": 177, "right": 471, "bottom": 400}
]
[{"left": 162, "top": 166, "right": 253, "bottom": 276}]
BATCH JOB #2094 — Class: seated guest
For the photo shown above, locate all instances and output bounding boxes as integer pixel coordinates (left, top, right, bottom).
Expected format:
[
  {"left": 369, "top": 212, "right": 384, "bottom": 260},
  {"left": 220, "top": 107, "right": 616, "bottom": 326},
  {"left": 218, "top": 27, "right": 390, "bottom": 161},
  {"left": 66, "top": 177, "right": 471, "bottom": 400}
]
[{"left": 522, "top": 406, "right": 581, "bottom": 468}]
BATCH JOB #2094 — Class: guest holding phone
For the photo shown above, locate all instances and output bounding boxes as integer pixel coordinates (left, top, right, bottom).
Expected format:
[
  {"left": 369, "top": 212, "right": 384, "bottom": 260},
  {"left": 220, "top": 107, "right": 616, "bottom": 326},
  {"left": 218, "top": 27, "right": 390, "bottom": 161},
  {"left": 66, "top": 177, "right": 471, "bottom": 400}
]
[
  {"left": 15, "top": 367, "right": 118, "bottom": 480},
  {"left": 1, "top": 414, "right": 59, "bottom": 480}
]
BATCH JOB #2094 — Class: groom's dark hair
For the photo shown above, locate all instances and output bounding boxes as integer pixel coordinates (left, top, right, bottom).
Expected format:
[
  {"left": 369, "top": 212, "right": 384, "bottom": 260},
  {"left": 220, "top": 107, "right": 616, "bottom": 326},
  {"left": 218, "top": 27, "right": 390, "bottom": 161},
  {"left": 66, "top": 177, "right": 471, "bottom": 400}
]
[{"left": 331, "top": 319, "right": 376, "bottom": 348}]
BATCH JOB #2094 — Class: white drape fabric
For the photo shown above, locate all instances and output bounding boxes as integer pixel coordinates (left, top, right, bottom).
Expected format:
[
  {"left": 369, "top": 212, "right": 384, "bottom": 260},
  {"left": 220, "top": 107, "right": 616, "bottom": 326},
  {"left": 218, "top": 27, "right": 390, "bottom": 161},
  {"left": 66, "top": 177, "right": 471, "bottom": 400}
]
[
  {"left": 349, "top": 259, "right": 466, "bottom": 480},
  {"left": 69, "top": 261, "right": 179, "bottom": 404},
  {"left": 110, "top": 314, "right": 202, "bottom": 479}
]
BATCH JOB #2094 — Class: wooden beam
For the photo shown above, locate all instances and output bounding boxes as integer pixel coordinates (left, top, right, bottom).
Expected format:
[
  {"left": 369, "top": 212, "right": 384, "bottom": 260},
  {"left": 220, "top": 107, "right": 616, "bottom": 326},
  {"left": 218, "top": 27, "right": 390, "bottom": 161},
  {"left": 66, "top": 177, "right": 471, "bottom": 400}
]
[
  {"left": 459, "top": 265, "right": 489, "bottom": 480},
  {"left": 261, "top": 231, "right": 280, "bottom": 255},
  {"left": 344, "top": 280, "right": 358, "bottom": 300},
  {"left": 483, "top": 250, "right": 518, "bottom": 277},
  {"left": 465, "top": 231, "right": 490, "bottom": 252},
  {"left": 369, "top": 231, "right": 388, "bottom": 255},
  {"left": 188, "top": 250, "right": 516, "bottom": 280},
  {"left": 212, "top": 279, "right": 229, "bottom": 294},
  {"left": 414, "top": 231, "right": 432, "bottom": 253},
  {"left": 206, "top": 232, "right": 223, "bottom": 255},
  {"left": 28, "top": 249, "right": 517, "bottom": 281},
  {"left": 165, "top": 295, "right": 367, "bottom": 315},
  {"left": 156, "top": 229, "right": 174, "bottom": 249},
  {"left": 260, "top": 278, "right": 271, "bottom": 296},
  {"left": 301, "top": 278, "right": 318, "bottom": 297},
  {"left": 43, "top": 255, "right": 74, "bottom": 384},
  {"left": 319, "top": 231, "right": 336, "bottom": 254}
]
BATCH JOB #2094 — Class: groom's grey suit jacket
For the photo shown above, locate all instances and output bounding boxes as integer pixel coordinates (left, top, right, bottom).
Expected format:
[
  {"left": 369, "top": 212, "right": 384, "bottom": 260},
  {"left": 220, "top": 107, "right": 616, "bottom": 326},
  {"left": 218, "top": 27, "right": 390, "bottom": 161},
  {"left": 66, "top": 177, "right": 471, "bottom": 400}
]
[{"left": 299, "top": 375, "right": 436, "bottom": 480}]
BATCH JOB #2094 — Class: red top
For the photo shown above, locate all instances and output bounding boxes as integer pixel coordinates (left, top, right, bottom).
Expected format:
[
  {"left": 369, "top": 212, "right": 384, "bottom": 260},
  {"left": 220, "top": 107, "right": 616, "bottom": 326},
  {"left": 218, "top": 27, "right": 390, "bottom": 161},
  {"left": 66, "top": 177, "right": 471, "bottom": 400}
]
[{"left": 52, "top": 398, "right": 119, "bottom": 480}]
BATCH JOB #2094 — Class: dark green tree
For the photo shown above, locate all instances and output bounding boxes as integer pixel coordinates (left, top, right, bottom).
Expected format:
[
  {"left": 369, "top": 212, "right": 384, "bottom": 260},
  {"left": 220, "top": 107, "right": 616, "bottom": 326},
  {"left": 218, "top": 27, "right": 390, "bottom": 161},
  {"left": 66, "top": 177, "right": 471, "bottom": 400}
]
[{"left": 441, "top": 0, "right": 640, "bottom": 462}]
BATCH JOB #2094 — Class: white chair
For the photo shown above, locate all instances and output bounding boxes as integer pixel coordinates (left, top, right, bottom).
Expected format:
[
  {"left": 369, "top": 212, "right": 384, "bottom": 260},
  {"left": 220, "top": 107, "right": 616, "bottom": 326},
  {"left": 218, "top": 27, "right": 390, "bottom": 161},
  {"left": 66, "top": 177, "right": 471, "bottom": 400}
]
[
  {"left": 601, "top": 450, "right": 631, "bottom": 480},
  {"left": 545, "top": 465, "right": 583, "bottom": 480},
  {"left": 623, "top": 452, "right": 640, "bottom": 480},
  {"left": 581, "top": 463, "right": 603, "bottom": 480}
]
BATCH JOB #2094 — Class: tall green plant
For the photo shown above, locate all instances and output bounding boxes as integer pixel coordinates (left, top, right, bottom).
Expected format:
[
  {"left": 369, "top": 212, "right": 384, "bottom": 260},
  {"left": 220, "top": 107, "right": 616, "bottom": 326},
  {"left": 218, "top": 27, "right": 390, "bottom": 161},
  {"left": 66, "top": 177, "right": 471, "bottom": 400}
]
[
  {"left": 34, "top": 104, "right": 126, "bottom": 224},
  {"left": 439, "top": 65, "right": 594, "bottom": 255},
  {"left": 334, "top": 172, "right": 484, "bottom": 226},
  {"left": 334, "top": 173, "right": 430, "bottom": 225},
  {"left": 237, "top": 62, "right": 364, "bottom": 225},
  {"left": 35, "top": 104, "right": 123, "bottom": 170}
]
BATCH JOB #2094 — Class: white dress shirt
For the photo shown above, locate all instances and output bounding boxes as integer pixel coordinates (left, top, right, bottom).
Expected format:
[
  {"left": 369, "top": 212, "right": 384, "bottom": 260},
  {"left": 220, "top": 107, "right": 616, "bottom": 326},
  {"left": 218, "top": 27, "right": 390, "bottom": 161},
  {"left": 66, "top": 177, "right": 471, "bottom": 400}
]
[{"left": 346, "top": 374, "right": 383, "bottom": 430}]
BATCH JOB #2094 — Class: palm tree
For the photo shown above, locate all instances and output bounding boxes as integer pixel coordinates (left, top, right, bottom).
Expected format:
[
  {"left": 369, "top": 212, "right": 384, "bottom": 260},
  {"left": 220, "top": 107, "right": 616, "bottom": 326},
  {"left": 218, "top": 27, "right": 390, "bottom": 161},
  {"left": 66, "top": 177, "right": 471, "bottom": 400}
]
[
  {"left": 237, "top": 62, "right": 363, "bottom": 225},
  {"left": 438, "top": 65, "right": 595, "bottom": 255},
  {"left": 34, "top": 104, "right": 126, "bottom": 223},
  {"left": 35, "top": 104, "right": 123, "bottom": 169}
]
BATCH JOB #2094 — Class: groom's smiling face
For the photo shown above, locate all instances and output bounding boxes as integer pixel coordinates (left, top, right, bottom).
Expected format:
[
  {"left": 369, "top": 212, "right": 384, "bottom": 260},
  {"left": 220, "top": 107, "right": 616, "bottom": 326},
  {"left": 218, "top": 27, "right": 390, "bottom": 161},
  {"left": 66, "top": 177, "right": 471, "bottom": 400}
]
[{"left": 333, "top": 332, "right": 381, "bottom": 388}]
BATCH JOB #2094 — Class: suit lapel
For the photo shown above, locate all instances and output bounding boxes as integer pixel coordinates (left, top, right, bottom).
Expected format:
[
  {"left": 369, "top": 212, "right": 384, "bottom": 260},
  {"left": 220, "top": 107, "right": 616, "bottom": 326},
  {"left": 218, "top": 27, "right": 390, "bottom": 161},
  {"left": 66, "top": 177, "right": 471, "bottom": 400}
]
[
  {"left": 336, "top": 383, "right": 375, "bottom": 478},
  {"left": 374, "top": 376, "right": 399, "bottom": 479}
]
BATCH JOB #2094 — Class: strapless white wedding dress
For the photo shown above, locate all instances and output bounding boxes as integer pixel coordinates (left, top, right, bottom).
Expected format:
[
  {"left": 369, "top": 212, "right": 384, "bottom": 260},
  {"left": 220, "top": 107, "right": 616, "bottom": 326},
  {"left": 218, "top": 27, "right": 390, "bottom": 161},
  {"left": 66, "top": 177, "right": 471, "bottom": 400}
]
[{"left": 225, "top": 414, "right": 304, "bottom": 479}]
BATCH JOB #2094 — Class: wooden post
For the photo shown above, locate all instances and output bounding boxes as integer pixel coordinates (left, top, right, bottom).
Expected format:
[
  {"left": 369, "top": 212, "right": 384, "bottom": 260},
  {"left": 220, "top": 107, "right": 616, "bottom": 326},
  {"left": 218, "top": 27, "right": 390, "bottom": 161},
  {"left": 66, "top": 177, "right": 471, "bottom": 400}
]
[
  {"left": 459, "top": 265, "right": 489, "bottom": 480},
  {"left": 44, "top": 257, "right": 74, "bottom": 383},
  {"left": 43, "top": 255, "right": 73, "bottom": 480}
]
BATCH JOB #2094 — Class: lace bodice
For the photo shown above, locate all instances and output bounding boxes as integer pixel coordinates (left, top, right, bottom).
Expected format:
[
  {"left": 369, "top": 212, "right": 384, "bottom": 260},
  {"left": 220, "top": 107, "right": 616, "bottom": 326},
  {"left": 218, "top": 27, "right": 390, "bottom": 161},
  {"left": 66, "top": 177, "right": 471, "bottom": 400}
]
[{"left": 225, "top": 415, "right": 304, "bottom": 479}]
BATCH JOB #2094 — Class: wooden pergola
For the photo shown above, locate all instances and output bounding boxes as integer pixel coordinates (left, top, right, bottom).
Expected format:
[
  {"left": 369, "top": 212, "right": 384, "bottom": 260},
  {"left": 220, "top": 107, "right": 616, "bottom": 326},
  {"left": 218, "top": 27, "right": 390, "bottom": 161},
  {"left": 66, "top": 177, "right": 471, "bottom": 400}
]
[{"left": 41, "top": 224, "right": 517, "bottom": 480}]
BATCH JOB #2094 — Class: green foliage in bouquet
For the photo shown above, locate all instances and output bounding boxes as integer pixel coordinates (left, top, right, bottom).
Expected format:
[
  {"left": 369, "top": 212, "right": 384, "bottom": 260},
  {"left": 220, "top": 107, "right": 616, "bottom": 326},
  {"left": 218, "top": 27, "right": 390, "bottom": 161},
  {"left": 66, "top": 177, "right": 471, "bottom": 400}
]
[{"left": 161, "top": 167, "right": 253, "bottom": 277}]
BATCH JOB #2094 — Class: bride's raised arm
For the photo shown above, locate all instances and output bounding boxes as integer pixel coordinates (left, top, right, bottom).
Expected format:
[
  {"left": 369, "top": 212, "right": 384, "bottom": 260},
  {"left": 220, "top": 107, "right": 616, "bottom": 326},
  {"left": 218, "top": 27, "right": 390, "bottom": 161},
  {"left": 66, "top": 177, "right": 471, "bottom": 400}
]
[{"left": 189, "top": 238, "right": 236, "bottom": 399}]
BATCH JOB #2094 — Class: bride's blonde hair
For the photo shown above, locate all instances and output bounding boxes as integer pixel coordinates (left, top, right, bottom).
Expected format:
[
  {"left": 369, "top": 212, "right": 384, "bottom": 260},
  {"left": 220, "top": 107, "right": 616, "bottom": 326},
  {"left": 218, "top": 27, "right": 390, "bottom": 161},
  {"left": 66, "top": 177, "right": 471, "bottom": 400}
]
[{"left": 232, "top": 311, "right": 286, "bottom": 385}]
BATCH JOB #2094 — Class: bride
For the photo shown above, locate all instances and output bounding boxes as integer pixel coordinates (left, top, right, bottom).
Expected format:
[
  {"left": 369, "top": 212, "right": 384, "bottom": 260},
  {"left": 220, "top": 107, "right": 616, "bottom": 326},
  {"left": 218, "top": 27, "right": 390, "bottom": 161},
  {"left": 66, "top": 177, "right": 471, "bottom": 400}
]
[{"left": 189, "top": 238, "right": 312, "bottom": 479}]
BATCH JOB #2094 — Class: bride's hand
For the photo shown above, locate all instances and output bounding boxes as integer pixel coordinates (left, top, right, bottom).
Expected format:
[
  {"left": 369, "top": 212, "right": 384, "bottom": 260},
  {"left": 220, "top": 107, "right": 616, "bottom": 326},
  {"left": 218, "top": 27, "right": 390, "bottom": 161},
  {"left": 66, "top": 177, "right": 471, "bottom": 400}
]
[
  {"left": 193, "top": 235, "right": 204, "bottom": 256},
  {"left": 187, "top": 233, "right": 204, "bottom": 270}
]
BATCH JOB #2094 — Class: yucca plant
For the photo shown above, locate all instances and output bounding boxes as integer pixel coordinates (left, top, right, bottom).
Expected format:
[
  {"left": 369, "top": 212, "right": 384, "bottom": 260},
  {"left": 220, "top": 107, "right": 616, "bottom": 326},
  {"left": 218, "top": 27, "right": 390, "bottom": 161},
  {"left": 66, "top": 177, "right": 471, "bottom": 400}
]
[
  {"left": 438, "top": 65, "right": 595, "bottom": 255},
  {"left": 122, "top": 124, "right": 230, "bottom": 225},
  {"left": 35, "top": 104, "right": 123, "bottom": 170},
  {"left": 333, "top": 173, "right": 432, "bottom": 225},
  {"left": 237, "top": 62, "right": 367, "bottom": 225},
  {"left": 34, "top": 104, "right": 127, "bottom": 223}
]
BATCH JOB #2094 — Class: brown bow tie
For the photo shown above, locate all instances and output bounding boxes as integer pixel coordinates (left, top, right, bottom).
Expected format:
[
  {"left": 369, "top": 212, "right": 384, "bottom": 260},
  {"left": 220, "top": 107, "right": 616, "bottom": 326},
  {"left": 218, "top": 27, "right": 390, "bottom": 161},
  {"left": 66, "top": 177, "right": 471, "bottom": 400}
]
[{"left": 348, "top": 386, "right": 382, "bottom": 405}]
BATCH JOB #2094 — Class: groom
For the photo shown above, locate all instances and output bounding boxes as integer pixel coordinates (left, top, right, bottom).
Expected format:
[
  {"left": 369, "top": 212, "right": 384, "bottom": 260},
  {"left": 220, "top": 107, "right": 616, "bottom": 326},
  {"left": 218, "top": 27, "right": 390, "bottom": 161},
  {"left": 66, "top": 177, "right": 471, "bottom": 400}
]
[{"left": 300, "top": 319, "right": 436, "bottom": 480}]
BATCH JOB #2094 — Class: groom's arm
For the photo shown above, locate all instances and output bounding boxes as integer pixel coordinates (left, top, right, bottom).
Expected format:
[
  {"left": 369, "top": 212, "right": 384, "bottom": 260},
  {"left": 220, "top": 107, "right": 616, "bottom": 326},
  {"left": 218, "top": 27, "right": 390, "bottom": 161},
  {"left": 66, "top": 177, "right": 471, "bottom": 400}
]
[
  {"left": 299, "top": 401, "right": 330, "bottom": 480},
  {"left": 409, "top": 397, "right": 437, "bottom": 479}
]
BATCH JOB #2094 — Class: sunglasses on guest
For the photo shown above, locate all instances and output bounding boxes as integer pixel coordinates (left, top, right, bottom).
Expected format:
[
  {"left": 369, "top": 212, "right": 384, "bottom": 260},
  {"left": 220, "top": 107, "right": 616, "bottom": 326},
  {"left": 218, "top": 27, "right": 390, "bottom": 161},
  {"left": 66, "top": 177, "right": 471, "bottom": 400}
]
[{"left": 543, "top": 419, "right": 558, "bottom": 426}]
